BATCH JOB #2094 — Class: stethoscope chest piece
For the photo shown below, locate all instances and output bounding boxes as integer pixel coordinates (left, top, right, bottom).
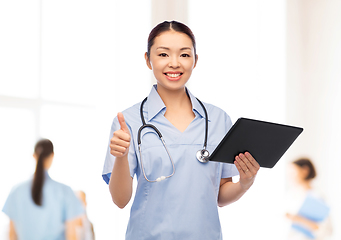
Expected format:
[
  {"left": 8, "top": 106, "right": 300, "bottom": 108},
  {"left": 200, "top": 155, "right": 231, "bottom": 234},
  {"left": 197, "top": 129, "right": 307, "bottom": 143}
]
[{"left": 196, "top": 149, "right": 210, "bottom": 163}]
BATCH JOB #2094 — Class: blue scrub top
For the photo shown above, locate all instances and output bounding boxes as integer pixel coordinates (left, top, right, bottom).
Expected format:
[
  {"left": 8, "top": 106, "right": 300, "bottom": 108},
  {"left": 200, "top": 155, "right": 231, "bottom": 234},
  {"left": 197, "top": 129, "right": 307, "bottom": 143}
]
[
  {"left": 102, "top": 85, "right": 239, "bottom": 240},
  {"left": 2, "top": 172, "right": 84, "bottom": 240}
]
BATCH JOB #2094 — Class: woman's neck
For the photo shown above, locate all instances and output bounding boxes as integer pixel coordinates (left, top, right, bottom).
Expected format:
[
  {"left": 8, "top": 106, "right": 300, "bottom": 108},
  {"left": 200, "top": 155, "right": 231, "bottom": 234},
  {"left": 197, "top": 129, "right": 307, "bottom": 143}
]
[
  {"left": 299, "top": 179, "right": 312, "bottom": 191},
  {"left": 156, "top": 84, "right": 195, "bottom": 132},
  {"left": 156, "top": 85, "right": 191, "bottom": 110}
]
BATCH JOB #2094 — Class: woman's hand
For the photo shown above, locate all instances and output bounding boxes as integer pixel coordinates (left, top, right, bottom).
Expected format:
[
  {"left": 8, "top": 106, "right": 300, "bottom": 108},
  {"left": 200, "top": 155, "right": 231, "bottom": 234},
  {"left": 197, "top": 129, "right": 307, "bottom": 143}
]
[
  {"left": 109, "top": 112, "right": 133, "bottom": 208},
  {"left": 110, "top": 112, "right": 131, "bottom": 158},
  {"left": 218, "top": 152, "right": 260, "bottom": 206},
  {"left": 286, "top": 213, "right": 319, "bottom": 230},
  {"left": 234, "top": 152, "right": 260, "bottom": 190}
]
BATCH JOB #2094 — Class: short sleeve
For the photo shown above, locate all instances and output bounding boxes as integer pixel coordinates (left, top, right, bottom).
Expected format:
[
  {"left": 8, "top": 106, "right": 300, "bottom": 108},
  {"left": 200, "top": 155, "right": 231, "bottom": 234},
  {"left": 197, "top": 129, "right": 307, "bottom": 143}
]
[
  {"left": 2, "top": 187, "right": 18, "bottom": 221},
  {"left": 102, "top": 116, "right": 138, "bottom": 184},
  {"left": 221, "top": 163, "right": 239, "bottom": 178},
  {"left": 63, "top": 186, "right": 84, "bottom": 221},
  {"left": 221, "top": 112, "right": 239, "bottom": 178}
]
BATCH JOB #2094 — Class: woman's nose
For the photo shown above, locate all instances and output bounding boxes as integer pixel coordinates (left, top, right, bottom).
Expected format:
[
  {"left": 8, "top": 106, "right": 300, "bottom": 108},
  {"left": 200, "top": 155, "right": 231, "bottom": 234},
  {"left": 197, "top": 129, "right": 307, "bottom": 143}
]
[{"left": 168, "top": 57, "right": 180, "bottom": 68}]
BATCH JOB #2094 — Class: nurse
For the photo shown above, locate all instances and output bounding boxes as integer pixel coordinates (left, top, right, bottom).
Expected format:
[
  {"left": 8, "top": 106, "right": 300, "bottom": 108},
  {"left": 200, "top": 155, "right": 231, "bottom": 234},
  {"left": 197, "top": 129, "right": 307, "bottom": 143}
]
[
  {"left": 102, "top": 21, "right": 260, "bottom": 239},
  {"left": 285, "top": 158, "right": 333, "bottom": 239},
  {"left": 2, "top": 139, "right": 84, "bottom": 240}
]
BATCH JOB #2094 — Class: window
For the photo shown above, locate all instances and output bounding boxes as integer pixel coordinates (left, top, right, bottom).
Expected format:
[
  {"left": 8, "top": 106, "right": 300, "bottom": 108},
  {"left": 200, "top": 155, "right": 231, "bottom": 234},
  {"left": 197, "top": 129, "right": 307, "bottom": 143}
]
[{"left": 0, "top": 1, "right": 151, "bottom": 238}]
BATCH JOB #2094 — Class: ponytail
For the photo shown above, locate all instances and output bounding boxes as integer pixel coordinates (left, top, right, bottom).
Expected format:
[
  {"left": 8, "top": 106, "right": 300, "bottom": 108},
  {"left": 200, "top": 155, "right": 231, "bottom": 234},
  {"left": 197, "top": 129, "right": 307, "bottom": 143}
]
[{"left": 31, "top": 139, "right": 54, "bottom": 206}]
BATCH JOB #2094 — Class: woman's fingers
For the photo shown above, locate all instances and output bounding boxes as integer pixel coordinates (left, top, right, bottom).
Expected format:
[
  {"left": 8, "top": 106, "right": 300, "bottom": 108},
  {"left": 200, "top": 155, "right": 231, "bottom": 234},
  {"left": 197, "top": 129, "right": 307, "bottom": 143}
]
[
  {"left": 235, "top": 155, "right": 250, "bottom": 176},
  {"left": 244, "top": 152, "right": 260, "bottom": 170},
  {"left": 110, "top": 129, "right": 131, "bottom": 157},
  {"left": 109, "top": 112, "right": 131, "bottom": 157},
  {"left": 110, "top": 143, "right": 128, "bottom": 153},
  {"left": 110, "top": 138, "right": 129, "bottom": 157},
  {"left": 234, "top": 152, "right": 260, "bottom": 190},
  {"left": 111, "top": 135, "right": 130, "bottom": 148},
  {"left": 110, "top": 149, "right": 126, "bottom": 157},
  {"left": 234, "top": 152, "right": 260, "bottom": 181},
  {"left": 113, "top": 129, "right": 131, "bottom": 142},
  {"left": 234, "top": 158, "right": 247, "bottom": 177},
  {"left": 237, "top": 152, "right": 260, "bottom": 174}
]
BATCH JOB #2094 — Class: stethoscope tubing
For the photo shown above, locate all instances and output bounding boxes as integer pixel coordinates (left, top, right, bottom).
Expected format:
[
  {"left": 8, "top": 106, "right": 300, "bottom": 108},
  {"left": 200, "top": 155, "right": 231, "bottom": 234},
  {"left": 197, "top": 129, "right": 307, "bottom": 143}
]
[{"left": 138, "top": 96, "right": 209, "bottom": 182}]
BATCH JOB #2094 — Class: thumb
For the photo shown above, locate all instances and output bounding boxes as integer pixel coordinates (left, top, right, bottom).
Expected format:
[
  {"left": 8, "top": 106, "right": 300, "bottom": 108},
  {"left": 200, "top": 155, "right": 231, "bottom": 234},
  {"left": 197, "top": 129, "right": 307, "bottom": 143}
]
[{"left": 117, "top": 112, "right": 129, "bottom": 134}]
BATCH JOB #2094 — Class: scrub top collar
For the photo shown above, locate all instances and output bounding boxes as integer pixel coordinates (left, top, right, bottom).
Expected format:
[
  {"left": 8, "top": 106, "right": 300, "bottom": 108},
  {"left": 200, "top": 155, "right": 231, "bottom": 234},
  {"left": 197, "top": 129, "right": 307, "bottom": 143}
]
[{"left": 146, "top": 84, "right": 209, "bottom": 122}]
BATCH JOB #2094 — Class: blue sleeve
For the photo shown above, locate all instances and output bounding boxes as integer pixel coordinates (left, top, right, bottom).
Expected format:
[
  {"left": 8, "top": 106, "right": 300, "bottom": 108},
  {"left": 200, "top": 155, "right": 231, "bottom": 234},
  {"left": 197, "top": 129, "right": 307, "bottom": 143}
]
[
  {"left": 221, "top": 112, "right": 239, "bottom": 178},
  {"left": 221, "top": 163, "right": 239, "bottom": 178},
  {"left": 63, "top": 186, "right": 84, "bottom": 221},
  {"left": 2, "top": 187, "right": 18, "bottom": 221},
  {"left": 102, "top": 116, "right": 138, "bottom": 184}
]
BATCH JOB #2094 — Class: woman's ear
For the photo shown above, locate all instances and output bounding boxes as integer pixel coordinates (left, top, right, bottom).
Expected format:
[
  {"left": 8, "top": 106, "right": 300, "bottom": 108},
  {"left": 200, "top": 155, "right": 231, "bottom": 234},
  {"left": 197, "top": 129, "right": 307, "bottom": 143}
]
[
  {"left": 145, "top": 52, "right": 152, "bottom": 70},
  {"left": 193, "top": 54, "right": 198, "bottom": 68}
]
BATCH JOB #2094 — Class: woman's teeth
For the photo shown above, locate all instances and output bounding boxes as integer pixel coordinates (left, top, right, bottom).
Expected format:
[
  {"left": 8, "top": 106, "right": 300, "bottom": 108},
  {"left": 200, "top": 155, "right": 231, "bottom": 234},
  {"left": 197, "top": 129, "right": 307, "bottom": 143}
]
[{"left": 166, "top": 73, "right": 181, "bottom": 77}]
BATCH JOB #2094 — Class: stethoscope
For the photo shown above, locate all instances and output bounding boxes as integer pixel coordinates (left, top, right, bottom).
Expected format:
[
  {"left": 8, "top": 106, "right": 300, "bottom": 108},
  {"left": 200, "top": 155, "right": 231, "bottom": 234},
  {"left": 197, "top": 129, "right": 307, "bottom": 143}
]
[{"left": 138, "top": 97, "right": 210, "bottom": 182}]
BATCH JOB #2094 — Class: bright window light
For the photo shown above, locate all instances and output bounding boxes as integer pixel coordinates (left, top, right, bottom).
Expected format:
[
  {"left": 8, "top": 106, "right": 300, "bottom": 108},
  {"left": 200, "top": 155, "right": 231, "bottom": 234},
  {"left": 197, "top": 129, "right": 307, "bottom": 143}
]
[
  {"left": 0, "top": 0, "right": 40, "bottom": 98},
  {"left": 0, "top": 0, "right": 151, "bottom": 239}
]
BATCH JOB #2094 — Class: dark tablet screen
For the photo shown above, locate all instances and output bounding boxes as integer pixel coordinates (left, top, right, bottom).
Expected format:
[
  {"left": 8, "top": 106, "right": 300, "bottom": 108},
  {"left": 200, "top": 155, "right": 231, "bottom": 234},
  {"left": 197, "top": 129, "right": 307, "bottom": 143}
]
[{"left": 209, "top": 118, "right": 303, "bottom": 168}]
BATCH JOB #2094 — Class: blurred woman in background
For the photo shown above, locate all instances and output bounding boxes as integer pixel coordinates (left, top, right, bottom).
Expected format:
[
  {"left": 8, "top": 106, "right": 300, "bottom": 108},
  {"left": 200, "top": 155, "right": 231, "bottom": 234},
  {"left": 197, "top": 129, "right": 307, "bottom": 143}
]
[
  {"left": 2, "top": 139, "right": 84, "bottom": 240},
  {"left": 75, "top": 190, "right": 95, "bottom": 240},
  {"left": 286, "top": 158, "right": 333, "bottom": 240}
]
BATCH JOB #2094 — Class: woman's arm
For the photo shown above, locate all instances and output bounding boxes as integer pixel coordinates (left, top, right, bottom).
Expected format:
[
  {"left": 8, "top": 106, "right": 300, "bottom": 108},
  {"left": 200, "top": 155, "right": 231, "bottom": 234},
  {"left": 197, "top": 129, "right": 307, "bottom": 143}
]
[
  {"left": 218, "top": 152, "right": 260, "bottom": 207},
  {"left": 218, "top": 178, "right": 246, "bottom": 207},
  {"left": 286, "top": 213, "right": 319, "bottom": 231},
  {"left": 9, "top": 220, "right": 17, "bottom": 240},
  {"left": 65, "top": 218, "right": 80, "bottom": 240},
  {"left": 109, "top": 155, "right": 133, "bottom": 208},
  {"left": 108, "top": 113, "right": 133, "bottom": 209}
]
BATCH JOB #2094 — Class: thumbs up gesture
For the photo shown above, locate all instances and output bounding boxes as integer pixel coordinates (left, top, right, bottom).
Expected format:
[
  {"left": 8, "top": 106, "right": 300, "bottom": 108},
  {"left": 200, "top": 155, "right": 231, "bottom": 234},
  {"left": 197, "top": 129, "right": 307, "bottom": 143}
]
[{"left": 110, "top": 112, "right": 131, "bottom": 157}]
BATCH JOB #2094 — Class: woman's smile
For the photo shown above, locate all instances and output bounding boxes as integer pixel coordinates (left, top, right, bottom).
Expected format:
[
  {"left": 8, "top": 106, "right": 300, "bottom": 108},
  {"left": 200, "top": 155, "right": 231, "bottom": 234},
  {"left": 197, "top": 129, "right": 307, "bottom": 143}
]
[{"left": 164, "top": 71, "right": 183, "bottom": 81}]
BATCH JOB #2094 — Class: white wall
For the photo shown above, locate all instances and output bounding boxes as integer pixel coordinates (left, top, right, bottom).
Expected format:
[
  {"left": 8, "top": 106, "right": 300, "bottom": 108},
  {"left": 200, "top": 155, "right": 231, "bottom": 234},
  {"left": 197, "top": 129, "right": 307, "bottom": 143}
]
[
  {"left": 188, "top": 1, "right": 287, "bottom": 239},
  {"left": 286, "top": 0, "right": 341, "bottom": 239}
]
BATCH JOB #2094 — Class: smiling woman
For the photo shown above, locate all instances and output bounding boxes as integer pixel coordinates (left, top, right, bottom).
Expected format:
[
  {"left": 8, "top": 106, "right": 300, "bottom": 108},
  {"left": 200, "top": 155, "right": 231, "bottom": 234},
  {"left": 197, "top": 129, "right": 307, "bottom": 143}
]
[{"left": 102, "top": 21, "right": 260, "bottom": 240}]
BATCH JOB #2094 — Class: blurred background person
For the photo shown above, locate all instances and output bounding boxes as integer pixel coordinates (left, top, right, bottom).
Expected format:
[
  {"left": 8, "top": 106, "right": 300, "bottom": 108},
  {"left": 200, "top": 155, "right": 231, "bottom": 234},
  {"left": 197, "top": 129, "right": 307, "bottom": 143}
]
[
  {"left": 285, "top": 158, "right": 333, "bottom": 240},
  {"left": 75, "top": 191, "right": 95, "bottom": 240},
  {"left": 2, "top": 139, "right": 84, "bottom": 240}
]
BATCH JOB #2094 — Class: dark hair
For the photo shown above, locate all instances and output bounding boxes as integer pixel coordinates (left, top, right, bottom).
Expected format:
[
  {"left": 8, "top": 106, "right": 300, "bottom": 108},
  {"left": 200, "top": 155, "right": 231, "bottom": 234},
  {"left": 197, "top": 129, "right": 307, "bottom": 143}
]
[
  {"left": 147, "top": 20, "right": 197, "bottom": 60},
  {"left": 31, "top": 139, "right": 54, "bottom": 206},
  {"left": 293, "top": 158, "right": 316, "bottom": 180}
]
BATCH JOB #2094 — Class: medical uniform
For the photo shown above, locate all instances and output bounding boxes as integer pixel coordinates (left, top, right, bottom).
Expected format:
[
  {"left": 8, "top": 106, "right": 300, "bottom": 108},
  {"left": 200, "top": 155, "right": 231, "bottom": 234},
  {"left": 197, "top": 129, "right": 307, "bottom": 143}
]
[
  {"left": 286, "top": 189, "right": 332, "bottom": 240},
  {"left": 2, "top": 172, "right": 84, "bottom": 240},
  {"left": 102, "top": 85, "right": 239, "bottom": 240}
]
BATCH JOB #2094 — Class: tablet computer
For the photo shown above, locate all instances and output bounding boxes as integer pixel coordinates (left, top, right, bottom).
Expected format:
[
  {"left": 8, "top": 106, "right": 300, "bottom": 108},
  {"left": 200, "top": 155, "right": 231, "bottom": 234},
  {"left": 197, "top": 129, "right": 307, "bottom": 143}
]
[{"left": 209, "top": 118, "right": 303, "bottom": 168}]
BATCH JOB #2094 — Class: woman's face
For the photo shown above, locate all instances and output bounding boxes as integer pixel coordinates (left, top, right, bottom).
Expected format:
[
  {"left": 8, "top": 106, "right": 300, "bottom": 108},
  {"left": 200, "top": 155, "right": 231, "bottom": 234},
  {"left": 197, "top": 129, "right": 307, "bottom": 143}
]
[
  {"left": 145, "top": 30, "right": 198, "bottom": 92},
  {"left": 288, "top": 163, "right": 309, "bottom": 184}
]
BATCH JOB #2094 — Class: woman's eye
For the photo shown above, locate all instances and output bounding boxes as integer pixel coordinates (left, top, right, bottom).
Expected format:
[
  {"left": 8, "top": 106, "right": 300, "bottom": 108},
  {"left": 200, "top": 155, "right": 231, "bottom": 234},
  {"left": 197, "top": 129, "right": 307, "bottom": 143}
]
[
  {"left": 159, "top": 53, "right": 168, "bottom": 57},
  {"left": 181, "top": 54, "right": 190, "bottom": 57}
]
